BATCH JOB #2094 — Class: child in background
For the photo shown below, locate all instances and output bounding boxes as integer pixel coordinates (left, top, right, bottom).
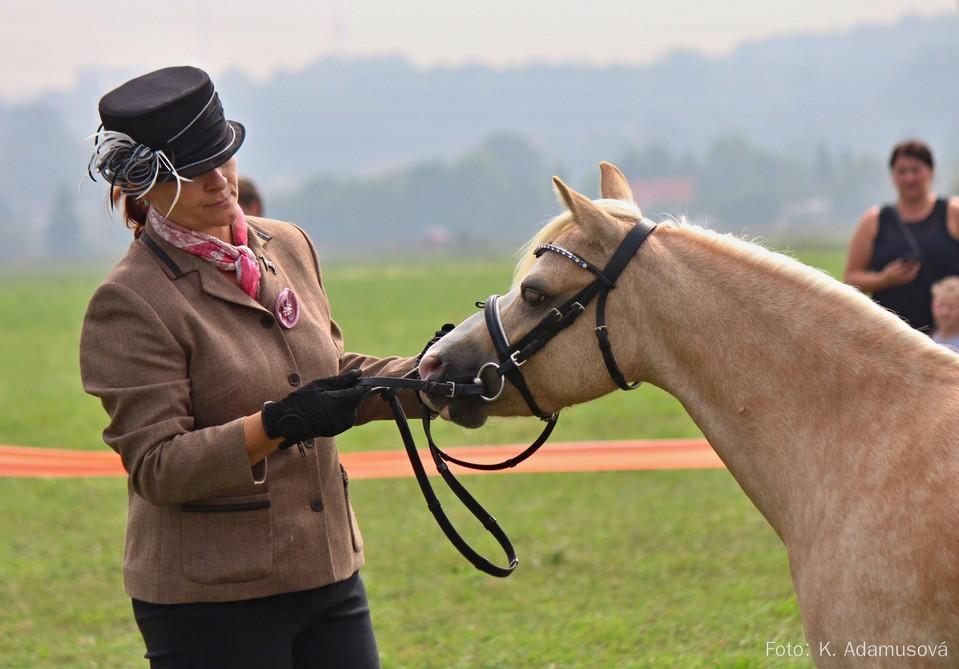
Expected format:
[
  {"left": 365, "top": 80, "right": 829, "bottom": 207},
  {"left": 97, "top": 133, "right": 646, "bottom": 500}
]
[{"left": 931, "top": 276, "right": 959, "bottom": 352}]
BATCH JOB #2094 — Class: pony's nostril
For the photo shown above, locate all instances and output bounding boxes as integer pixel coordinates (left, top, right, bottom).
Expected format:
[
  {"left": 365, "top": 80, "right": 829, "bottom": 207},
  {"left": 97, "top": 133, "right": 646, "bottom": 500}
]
[{"left": 418, "top": 353, "right": 444, "bottom": 380}]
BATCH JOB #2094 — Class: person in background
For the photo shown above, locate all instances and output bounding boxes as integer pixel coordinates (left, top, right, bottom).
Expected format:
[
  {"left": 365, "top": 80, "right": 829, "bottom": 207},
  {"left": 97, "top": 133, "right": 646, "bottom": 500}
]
[
  {"left": 931, "top": 276, "right": 959, "bottom": 352},
  {"left": 80, "top": 66, "right": 419, "bottom": 669},
  {"left": 238, "top": 175, "right": 264, "bottom": 216},
  {"left": 843, "top": 139, "right": 959, "bottom": 333}
]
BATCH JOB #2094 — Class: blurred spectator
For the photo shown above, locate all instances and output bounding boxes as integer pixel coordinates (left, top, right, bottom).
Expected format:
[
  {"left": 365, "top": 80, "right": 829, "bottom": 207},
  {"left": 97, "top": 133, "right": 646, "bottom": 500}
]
[
  {"left": 238, "top": 176, "right": 263, "bottom": 216},
  {"left": 844, "top": 139, "right": 959, "bottom": 333},
  {"left": 931, "top": 277, "right": 959, "bottom": 352}
]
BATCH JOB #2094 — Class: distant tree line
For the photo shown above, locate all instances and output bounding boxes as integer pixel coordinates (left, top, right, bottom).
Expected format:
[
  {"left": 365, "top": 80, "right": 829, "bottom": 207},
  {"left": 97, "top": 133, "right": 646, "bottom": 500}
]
[
  {"left": 620, "top": 137, "right": 892, "bottom": 231},
  {"left": 3, "top": 13, "right": 956, "bottom": 259},
  {"left": 2, "top": 133, "right": 953, "bottom": 260},
  {"left": 269, "top": 133, "right": 897, "bottom": 252}
]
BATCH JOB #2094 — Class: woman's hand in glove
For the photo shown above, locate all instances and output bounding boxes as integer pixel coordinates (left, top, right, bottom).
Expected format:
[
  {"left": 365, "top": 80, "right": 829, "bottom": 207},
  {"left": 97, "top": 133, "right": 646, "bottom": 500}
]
[{"left": 261, "top": 370, "right": 368, "bottom": 448}]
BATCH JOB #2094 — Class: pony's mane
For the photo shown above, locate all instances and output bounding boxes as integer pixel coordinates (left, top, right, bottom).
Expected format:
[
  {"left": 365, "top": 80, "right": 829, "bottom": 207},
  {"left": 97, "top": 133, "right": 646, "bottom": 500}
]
[
  {"left": 512, "top": 199, "right": 957, "bottom": 364},
  {"left": 676, "top": 224, "right": 959, "bottom": 362}
]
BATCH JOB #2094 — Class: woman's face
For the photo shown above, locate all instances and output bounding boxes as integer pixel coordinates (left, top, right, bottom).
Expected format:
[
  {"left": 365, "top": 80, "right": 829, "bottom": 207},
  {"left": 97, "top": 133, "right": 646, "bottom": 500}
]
[
  {"left": 146, "top": 157, "right": 241, "bottom": 233},
  {"left": 891, "top": 155, "right": 933, "bottom": 202}
]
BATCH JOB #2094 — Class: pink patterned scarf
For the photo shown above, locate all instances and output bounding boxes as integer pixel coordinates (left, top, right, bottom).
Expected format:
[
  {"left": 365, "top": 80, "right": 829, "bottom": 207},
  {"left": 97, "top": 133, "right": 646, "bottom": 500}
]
[{"left": 147, "top": 207, "right": 261, "bottom": 300}]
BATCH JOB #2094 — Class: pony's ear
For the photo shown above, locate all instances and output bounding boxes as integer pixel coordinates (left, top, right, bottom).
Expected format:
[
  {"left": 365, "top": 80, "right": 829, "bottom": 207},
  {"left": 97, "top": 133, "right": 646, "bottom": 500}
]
[
  {"left": 553, "top": 176, "right": 617, "bottom": 243},
  {"left": 599, "top": 162, "right": 634, "bottom": 203}
]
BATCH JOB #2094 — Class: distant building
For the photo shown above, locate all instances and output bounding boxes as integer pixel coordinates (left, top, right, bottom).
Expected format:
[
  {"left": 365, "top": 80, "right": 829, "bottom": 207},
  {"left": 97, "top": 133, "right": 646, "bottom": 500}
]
[
  {"left": 629, "top": 177, "right": 696, "bottom": 211},
  {"left": 424, "top": 226, "right": 451, "bottom": 247},
  {"left": 772, "top": 197, "right": 837, "bottom": 236}
]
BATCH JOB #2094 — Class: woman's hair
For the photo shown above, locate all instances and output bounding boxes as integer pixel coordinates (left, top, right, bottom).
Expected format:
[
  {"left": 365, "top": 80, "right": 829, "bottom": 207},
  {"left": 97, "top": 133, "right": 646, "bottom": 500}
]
[
  {"left": 932, "top": 276, "right": 959, "bottom": 301},
  {"left": 112, "top": 187, "right": 149, "bottom": 238},
  {"left": 889, "top": 139, "right": 934, "bottom": 170}
]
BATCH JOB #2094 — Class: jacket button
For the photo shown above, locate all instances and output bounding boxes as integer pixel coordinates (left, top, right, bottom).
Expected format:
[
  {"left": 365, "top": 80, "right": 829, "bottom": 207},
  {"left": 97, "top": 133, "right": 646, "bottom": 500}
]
[
  {"left": 288, "top": 373, "right": 301, "bottom": 387},
  {"left": 260, "top": 315, "right": 275, "bottom": 328},
  {"left": 310, "top": 499, "right": 324, "bottom": 512},
  {"left": 303, "top": 438, "right": 315, "bottom": 449}
]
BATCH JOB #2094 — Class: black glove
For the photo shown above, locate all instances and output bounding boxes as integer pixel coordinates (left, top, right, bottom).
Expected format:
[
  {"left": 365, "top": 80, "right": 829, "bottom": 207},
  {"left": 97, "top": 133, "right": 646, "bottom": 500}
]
[
  {"left": 261, "top": 370, "right": 368, "bottom": 448},
  {"left": 415, "top": 323, "right": 456, "bottom": 368}
]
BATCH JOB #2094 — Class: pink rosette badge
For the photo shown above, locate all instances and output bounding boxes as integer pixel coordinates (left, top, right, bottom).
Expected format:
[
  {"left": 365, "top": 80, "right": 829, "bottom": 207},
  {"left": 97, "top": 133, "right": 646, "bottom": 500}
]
[{"left": 275, "top": 288, "right": 300, "bottom": 329}]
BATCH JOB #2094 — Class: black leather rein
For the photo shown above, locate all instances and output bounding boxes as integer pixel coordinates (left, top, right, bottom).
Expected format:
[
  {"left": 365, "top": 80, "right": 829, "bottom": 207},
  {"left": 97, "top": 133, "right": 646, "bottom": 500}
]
[{"left": 352, "top": 218, "right": 657, "bottom": 577}]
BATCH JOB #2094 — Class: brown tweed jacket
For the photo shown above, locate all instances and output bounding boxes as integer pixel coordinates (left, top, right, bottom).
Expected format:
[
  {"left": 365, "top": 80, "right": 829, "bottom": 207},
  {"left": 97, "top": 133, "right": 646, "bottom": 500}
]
[{"left": 79, "top": 216, "right": 416, "bottom": 604}]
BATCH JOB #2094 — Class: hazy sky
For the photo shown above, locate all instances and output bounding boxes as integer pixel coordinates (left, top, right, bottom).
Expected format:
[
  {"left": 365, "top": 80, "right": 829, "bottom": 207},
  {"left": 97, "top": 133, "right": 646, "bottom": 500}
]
[{"left": 0, "top": 0, "right": 954, "bottom": 101}]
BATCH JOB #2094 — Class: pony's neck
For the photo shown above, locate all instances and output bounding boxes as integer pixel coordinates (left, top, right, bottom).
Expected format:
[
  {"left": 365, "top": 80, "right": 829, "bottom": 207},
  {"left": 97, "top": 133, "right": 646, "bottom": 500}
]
[{"left": 628, "top": 226, "right": 954, "bottom": 544}]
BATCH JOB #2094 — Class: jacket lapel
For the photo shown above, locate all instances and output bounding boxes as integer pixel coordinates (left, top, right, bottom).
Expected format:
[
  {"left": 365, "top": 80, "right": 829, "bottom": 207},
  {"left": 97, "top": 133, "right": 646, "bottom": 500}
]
[
  {"left": 246, "top": 224, "right": 280, "bottom": 313},
  {"left": 142, "top": 224, "right": 275, "bottom": 313}
]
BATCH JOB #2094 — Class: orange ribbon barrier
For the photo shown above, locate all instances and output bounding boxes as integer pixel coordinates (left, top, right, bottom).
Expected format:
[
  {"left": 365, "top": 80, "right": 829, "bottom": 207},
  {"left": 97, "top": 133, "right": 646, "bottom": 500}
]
[{"left": 0, "top": 439, "right": 722, "bottom": 479}]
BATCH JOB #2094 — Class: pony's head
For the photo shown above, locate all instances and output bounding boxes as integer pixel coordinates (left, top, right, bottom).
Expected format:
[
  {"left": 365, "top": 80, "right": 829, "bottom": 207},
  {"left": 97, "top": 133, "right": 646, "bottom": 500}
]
[{"left": 419, "top": 162, "right": 657, "bottom": 427}]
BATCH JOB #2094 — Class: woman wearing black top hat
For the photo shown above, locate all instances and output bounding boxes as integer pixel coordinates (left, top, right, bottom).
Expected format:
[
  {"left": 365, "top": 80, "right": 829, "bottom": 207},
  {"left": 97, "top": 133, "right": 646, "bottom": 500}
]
[
  {"left": 80, "top": 66, "right": 418, "bottom": 668},
  {"left": 844, "top": 139, "right": 959, "bottom": 333}
]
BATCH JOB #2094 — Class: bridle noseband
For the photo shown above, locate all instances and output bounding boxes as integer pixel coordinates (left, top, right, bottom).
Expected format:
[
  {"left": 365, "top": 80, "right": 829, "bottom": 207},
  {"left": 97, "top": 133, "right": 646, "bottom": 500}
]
[{"left": 354, "top": 218, "right": 657, "bottom": 577}]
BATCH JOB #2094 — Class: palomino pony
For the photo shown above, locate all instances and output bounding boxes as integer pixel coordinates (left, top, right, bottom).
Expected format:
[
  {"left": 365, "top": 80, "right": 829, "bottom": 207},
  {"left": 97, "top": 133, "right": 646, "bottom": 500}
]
[{"left": 418, "top": 163, "right": 959, "bottom": 667}]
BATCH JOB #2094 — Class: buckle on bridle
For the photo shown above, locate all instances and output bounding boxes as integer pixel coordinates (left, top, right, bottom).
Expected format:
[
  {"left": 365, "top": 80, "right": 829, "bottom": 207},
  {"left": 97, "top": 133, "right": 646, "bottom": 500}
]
[{"left": 509, "top": 350, "right": 527, "bottom": 367}]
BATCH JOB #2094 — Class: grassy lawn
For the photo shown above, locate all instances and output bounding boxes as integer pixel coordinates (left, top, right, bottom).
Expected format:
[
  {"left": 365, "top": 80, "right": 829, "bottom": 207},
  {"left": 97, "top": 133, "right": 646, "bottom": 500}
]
[
  {"left": 0, "top": 471, "right": 809, "bottom": 669},
  {"left": 0, "top": 244, "right": 844, "bottom": 668}
]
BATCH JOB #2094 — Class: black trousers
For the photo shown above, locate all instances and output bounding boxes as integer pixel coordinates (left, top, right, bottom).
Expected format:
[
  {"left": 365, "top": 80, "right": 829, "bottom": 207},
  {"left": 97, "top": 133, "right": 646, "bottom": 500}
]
[{"left": 131, "top": 571, "right": 380, "bottom": 669}]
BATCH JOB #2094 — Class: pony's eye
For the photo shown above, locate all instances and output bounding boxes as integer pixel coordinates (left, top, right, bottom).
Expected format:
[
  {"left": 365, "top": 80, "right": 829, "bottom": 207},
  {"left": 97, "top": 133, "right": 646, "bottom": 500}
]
[{"left": 521, "top": 288, "right": 547, "bottom": 307}]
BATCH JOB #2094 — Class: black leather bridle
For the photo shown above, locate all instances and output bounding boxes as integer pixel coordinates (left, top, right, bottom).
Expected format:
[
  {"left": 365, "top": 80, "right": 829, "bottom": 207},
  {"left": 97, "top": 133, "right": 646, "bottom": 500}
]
[
  {"left": 481, "top": 218, "right": 659, "bottom": 408},
  {"left": 354, "top": 219, "right": 657, "bottom": 577}
]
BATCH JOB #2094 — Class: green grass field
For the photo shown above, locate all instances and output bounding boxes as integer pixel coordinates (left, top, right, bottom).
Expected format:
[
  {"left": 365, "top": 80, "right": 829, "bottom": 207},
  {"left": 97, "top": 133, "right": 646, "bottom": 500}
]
[{"left": 0, "top": 244, "right": 845, "bottom": 668}]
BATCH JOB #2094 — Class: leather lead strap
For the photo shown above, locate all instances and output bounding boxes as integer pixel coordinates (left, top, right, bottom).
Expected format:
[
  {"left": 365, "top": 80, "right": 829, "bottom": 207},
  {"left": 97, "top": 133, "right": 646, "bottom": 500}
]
[
  {"left": 424, "top": 410, "right": 558, "bottom": 471},
  {"left": 382, "top": 390, "right": 518, "bottom": 577},
  {"left": 355, "top": 376, "right": 485, "bottom": 399}
]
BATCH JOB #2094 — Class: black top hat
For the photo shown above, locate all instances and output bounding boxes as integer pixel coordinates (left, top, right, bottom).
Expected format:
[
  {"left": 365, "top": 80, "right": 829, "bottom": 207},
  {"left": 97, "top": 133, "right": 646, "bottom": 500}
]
[{"left": 89, "top": 66, "right": 245, "bottom": 195}]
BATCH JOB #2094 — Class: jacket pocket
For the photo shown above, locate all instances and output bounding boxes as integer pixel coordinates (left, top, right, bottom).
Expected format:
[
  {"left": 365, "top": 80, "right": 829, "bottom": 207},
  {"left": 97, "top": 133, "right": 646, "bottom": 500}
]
[
  {"left": 180, "top": 492, "right": 274, "bottom": 585},
  {"left": 340, "top": 465, "right": 364, "bottom": 552}
]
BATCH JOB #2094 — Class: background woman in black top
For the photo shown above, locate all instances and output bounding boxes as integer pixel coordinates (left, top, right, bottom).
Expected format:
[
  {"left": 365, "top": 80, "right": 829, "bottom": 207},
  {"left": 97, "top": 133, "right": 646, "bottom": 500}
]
[{"left": 844, "top": 139, "right": 959, "bottom": 333}]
